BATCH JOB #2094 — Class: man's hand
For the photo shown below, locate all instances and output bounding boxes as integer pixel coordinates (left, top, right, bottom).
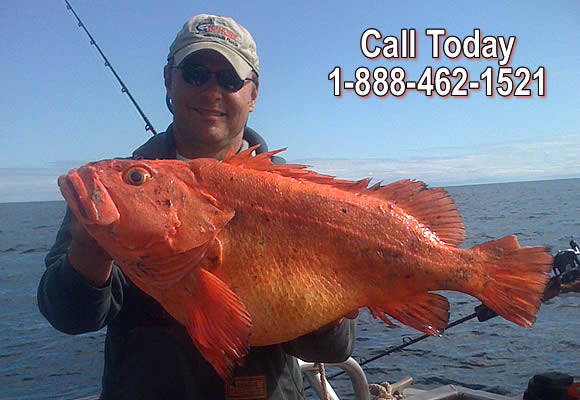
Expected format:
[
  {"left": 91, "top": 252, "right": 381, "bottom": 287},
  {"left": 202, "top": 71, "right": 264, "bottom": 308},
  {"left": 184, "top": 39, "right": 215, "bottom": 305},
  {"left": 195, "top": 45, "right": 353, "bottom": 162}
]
[
  {"left": 67, "top": 215, "right": 113, "bottom": 287},
  {"left": 542, "top": 275, "right": 580, "bottom": 302},
  {"left": 343, "top": 310, "right": 360, "bottom": 320},
  {"left": 561, "top": 280, "right": 580, "bottom": 294},
  {"left": 316, "top": 309, "right": 359, "bottom": 333}
]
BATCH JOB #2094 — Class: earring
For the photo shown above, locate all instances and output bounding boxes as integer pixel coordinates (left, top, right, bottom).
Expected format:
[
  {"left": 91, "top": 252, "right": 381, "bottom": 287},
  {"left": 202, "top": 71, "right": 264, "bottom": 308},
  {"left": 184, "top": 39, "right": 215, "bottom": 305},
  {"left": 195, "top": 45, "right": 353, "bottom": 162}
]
[{"left": 165, "top": 94, "right": 173, "bottom": 114}]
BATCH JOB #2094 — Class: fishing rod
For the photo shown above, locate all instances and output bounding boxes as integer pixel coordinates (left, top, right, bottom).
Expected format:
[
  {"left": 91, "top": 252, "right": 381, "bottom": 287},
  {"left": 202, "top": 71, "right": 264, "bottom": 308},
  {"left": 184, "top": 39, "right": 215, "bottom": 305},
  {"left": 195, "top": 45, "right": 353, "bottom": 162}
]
[
  {"left": 64, "top": 0, "right": 157, "bottom": 135},
  {"left": 319, "top": 305, "right": 489, "bottom": 384}
]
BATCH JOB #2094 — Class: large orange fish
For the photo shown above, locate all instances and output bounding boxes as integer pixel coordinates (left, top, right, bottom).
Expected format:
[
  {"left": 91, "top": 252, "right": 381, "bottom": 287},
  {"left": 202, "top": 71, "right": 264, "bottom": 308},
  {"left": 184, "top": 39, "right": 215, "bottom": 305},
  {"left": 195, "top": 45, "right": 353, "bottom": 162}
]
[{"left": 58, "top": 147, "right": 552, "bottom": 381}]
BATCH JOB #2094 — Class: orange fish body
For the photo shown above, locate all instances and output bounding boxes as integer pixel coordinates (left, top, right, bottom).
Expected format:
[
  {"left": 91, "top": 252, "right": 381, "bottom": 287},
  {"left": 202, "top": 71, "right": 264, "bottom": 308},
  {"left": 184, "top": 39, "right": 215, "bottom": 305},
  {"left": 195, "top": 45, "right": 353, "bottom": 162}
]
[{"left": 58, "top": 147, "right": 552, "bottom": 380}]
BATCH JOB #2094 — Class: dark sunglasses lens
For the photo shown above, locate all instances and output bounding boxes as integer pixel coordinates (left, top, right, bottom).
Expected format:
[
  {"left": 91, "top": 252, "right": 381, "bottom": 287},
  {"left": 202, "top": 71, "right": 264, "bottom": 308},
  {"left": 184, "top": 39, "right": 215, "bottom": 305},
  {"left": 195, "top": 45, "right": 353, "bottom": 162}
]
[
  {"left": 180, "top": 63, "right": 245, "bottom": 92},
  {"left": 182, "top": 65, "right": 210, "bottom": 86},
  {"left": 216, "top": 70, "right": 243, "bottom": 92}
]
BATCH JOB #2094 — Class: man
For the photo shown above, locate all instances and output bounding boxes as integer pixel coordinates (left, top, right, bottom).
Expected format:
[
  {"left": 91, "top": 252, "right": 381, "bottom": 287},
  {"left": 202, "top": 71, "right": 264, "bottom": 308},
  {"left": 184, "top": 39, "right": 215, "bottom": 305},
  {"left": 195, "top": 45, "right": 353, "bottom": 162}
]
[{"left": 38, "top": 14, "right": 356, "bottom": 399}]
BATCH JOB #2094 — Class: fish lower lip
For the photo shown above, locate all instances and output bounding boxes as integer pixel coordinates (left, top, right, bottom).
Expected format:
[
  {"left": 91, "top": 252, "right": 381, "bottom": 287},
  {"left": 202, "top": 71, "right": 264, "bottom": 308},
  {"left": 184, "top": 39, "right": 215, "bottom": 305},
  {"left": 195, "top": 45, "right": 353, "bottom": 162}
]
[
  {"left": 58, "top": 169, "right": 120, "bottom": 226},
  {"left": 58, "top": 171, "right": 93, "bottom": 223}
]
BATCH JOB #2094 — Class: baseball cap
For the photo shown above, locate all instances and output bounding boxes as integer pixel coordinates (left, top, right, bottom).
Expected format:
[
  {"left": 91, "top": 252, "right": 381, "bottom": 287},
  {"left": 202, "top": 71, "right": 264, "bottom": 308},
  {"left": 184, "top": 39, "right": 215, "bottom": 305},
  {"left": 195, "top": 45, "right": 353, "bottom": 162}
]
[{"left": 168, "top": 14, "right": 259, "bottom": 79}]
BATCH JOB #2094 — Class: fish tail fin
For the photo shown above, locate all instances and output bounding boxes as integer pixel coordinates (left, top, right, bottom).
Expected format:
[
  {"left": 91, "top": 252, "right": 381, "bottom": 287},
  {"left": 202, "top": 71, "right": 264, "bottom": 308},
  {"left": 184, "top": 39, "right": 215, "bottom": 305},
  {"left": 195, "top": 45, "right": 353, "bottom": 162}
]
[
  {"left": 182, "top": 268, "right": 252, "bottom": 382},
  {"left": 473, "top": 235, "right": 552, "bottom": 328}
]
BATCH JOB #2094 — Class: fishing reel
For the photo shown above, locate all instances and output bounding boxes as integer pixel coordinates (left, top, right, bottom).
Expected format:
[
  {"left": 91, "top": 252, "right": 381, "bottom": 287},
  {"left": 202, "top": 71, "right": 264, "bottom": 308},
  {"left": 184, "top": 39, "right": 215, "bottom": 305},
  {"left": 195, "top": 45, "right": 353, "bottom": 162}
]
[{"left": 552, "top": 239, "right": 580, "bottom": 285}]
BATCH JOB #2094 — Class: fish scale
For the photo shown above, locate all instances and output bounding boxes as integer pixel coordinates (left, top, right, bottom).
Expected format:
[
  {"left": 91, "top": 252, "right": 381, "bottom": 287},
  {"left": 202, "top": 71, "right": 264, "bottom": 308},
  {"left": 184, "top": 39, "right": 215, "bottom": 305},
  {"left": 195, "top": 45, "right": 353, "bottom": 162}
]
[{"left": 58, "top": 146, "right": 552, "bottom": 381}]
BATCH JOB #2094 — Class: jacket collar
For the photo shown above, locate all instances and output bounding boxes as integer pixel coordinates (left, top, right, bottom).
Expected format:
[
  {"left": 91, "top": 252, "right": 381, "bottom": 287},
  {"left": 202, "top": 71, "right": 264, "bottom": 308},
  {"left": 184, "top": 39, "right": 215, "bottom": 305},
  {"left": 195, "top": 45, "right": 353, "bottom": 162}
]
[
  {"left": 132, "top": 124, "right": 270, "bottom": 161},
  {"left": 132, "top": 124, "right": 177, "bottom": 160}
]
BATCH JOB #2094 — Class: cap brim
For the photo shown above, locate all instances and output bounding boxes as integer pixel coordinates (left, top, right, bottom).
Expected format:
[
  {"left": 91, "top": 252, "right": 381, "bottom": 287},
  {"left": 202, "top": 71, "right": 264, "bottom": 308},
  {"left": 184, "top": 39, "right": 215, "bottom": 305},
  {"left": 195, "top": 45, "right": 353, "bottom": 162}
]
[{"left": 173, "top": 42, "right": 253, "bottom": 79}]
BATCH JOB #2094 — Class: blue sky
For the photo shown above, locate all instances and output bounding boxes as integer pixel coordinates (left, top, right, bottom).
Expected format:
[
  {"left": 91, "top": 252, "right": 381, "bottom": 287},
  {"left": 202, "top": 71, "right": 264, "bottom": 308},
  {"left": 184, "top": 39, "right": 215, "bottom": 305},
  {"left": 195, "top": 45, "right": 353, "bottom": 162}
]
[{"left": 1, "top": 1, "right": 578, "bottom": 202}]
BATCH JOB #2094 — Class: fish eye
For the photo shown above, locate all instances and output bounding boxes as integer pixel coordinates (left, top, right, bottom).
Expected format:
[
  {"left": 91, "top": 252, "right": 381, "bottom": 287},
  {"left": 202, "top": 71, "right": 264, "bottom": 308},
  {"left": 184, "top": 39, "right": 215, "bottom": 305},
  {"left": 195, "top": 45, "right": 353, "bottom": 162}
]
[{"left": 124, "top": 167, "right": 150, "bottom": 186}]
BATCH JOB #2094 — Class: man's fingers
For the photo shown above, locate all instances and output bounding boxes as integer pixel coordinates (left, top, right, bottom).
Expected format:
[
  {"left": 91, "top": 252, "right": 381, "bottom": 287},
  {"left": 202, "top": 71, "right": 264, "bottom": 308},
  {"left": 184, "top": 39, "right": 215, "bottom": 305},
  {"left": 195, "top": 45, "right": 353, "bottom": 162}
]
[
  {"left": 561, "top": 280, "right": 580, "bottom": 294},
  {"left": 69, "top": 215, "right": 112, "bottom": 259},
  {"left": 70, "top": 215, "right": 98, "bottom": 245}
]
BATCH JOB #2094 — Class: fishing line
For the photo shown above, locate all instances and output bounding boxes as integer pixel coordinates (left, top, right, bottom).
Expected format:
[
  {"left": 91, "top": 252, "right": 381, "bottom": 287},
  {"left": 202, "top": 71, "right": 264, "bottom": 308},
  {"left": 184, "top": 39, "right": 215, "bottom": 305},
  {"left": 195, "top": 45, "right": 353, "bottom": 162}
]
[
  {"left": 304, "top": 305, "right": 490, "bottom": 390},
  {"left": 309, "top": 241, "right": 580, "bottom": 388},
  {"left": 64, "top": 0, "right": 157, "bottom": 135},
  {"left": 338, "top": 310, "right": 480, "bottom": 380}
]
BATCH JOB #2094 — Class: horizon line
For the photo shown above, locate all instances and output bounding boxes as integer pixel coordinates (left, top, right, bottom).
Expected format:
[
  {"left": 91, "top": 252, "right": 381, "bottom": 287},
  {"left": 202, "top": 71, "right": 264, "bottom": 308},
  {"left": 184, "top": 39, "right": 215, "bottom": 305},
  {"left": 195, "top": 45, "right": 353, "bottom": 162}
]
[{"left": 1, "top": 176, "right": 578, "bottom": 205}]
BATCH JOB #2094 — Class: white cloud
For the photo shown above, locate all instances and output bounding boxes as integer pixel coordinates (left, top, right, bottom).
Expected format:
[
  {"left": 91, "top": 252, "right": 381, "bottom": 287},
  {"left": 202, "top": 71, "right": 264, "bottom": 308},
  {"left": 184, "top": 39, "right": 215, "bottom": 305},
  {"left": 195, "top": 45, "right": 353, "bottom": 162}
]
[
  {"left": 0, "top": 135, "right": 578, "bottom": 203},
  {"left": 295, "top": 134, "right": 580, "bottom": 186}
]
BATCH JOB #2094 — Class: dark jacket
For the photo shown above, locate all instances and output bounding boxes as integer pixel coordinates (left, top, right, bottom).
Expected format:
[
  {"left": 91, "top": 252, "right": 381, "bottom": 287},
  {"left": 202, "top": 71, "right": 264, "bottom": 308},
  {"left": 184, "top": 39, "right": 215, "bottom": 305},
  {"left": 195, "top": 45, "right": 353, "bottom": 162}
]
[{"left": 38, "top": 125, "right": 356, "bottom": 400}]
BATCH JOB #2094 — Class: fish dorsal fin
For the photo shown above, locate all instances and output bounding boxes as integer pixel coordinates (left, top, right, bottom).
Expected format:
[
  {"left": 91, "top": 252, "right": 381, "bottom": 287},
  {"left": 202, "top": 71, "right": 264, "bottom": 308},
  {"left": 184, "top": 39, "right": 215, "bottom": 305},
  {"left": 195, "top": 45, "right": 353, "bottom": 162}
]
[
  {"left": 368, "top": 179, "right": 466, "bottom": 247},
  {"left": 225, "top": 147, "right": 465, "bottom": 246},
  {"left": 224, "top": 145, "right": 374, "bottom": 191}
]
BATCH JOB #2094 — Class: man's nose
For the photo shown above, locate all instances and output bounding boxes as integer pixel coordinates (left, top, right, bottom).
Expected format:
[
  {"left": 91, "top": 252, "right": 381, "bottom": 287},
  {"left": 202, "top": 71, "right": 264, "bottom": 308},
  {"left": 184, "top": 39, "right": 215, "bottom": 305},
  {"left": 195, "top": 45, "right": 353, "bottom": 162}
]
[{"left": 199, "top": 74, "right": 223, "bottom": 98}]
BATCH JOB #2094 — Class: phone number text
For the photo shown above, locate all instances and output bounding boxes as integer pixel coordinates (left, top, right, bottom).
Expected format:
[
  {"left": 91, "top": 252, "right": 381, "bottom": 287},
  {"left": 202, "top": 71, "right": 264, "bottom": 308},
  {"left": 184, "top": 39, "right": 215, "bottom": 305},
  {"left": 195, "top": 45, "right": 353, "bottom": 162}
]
[{"left": 328, "top": 66, "right": 545, "bottom": 97}]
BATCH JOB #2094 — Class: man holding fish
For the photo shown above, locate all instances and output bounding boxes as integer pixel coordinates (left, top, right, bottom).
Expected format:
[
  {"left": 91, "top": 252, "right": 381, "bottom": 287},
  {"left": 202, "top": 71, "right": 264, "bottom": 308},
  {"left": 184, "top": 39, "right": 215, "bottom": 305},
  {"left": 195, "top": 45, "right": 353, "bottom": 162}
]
[{"left": 39, "top": 14, "right": 357, "bottom": 399}]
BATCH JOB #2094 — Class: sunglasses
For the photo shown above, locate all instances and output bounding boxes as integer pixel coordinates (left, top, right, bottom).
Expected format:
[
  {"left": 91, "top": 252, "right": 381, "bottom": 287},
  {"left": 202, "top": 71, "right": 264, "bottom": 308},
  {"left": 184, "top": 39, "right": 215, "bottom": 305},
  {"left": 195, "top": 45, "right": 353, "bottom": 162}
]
[{"left": 177, "top": 63, "right": 256, "bottom": 92}]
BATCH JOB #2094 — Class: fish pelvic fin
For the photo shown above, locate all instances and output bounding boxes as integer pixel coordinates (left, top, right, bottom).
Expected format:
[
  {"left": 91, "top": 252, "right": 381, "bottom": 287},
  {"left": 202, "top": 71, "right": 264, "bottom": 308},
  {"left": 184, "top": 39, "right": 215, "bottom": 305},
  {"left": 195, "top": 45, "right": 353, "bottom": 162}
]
[
  {"left": 369, "top": 292, "right": 449, "bottom": 336},
  {"left": 473, "top": 235, "right": 552, "bottom": 328},
  {"left": 183, "top": 268, "right": 252, "bottom": 382}
]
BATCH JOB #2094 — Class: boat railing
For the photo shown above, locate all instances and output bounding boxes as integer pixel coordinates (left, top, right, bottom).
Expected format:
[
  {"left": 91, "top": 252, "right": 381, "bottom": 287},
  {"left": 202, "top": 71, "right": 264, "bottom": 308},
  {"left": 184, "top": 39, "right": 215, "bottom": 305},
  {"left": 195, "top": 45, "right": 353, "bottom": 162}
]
[
  {"left": 298, "top": 357, "right": 525, "bottom": 400},
  {"left": 299, "top": 357, "right": 372, "bottom": 400}
]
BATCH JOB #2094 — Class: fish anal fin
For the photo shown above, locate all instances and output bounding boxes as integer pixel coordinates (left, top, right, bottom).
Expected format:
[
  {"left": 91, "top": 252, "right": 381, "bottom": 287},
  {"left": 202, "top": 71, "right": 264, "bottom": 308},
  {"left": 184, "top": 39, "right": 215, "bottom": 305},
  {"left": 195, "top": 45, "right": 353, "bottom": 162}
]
[
  {"left": 368, "top": 307, "right": 398, "bottom": 328},
  {"left": 370, "top": 293, "right": 450, "bottom": 336},
  {"left": 184, "top": 268, "right": 252, "bottom": 382},
  {"left": 472, "top": 236, "right": 552, "bottom": 328}
]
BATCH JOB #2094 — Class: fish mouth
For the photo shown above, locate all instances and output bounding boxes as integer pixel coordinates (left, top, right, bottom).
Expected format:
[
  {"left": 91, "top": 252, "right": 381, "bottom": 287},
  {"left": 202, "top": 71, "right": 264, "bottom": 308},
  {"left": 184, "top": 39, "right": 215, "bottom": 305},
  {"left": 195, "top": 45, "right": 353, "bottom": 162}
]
[{"left": 58, "top": 167, "right": 120, "bottom": 226}]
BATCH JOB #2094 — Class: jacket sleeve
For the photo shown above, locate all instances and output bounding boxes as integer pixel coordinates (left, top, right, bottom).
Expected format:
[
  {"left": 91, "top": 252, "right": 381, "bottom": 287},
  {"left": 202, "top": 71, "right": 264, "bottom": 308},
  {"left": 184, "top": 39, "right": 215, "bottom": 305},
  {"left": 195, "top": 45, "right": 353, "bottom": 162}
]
[
  {"left": 282, "top": 318, "right": 356, "bottom": 363},
  {"left": 37, "top": 207, "right": 125, "bottom": 334}
]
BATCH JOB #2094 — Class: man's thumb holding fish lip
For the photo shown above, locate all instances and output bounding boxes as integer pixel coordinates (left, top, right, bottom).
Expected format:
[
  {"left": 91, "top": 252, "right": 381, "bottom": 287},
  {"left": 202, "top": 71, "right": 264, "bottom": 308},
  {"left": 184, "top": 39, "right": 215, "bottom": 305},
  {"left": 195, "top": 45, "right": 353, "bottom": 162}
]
[{"left": 67, "top": 214, "right": 113, "bottom": 287}]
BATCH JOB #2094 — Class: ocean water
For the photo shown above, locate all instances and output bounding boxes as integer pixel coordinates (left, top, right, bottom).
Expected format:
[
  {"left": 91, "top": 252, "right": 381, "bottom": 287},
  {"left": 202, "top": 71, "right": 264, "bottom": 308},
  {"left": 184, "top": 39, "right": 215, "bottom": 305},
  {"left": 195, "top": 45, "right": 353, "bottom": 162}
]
[{"left": 0, "top": 178, "right": 579, "bottom": 399}]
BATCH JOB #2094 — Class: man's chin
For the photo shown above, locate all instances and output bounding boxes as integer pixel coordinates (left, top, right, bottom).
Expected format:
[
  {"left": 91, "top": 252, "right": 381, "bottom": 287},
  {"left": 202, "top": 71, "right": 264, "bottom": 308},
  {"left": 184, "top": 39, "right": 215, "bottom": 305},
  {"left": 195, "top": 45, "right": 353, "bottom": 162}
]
[{"left": 175, "top": 122, "right": 240, "bottom": 146}]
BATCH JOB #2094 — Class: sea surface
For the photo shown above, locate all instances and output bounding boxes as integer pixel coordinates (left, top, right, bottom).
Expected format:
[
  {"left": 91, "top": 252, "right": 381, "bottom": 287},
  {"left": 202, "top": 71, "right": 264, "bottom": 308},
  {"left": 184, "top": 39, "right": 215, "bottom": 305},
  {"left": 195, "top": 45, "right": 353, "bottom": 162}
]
[{"left": 0, "top": 178, "right": 579, "bottom": 399}]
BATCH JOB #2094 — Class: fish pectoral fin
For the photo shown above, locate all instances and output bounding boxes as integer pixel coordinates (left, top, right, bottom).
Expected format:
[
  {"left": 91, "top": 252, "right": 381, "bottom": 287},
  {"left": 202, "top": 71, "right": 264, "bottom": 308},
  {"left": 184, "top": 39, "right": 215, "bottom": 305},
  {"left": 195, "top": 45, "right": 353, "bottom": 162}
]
[
  {"left": 369, "top": 292, "right": 449, "bottom": 336},
  {"left": 140, "top": 239, "right": 217, "bottom": 290},
  {"left": 184, "top": 267, "right": 252, "bottom": 382}
]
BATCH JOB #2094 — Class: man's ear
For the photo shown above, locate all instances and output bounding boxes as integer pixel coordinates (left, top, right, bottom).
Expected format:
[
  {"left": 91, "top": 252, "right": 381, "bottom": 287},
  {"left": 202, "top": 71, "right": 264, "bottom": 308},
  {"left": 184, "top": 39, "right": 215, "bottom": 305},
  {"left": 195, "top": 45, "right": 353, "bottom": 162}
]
[
  {"left": 164, "top": 65, "right": 173, "bottom": 98},
  {"left": 248, "top": 85, "right": 258, "bottom": 112}
]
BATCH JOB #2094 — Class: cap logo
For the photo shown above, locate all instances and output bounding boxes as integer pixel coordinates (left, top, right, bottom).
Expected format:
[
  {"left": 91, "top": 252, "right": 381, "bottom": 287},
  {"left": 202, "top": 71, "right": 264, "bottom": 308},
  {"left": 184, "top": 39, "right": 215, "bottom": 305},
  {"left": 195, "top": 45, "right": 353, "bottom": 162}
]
[{"left": 196, "top": 22, "right": 240, "bottom": 47}]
